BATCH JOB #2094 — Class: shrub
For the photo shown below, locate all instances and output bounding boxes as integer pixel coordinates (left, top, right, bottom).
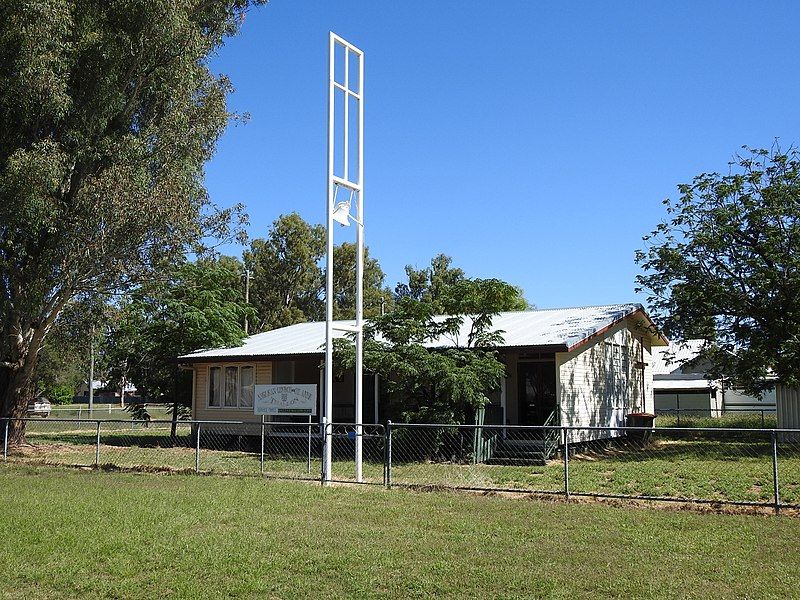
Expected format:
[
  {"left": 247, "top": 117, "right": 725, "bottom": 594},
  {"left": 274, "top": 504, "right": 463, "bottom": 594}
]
[
  {"left": 125, "top": 403, "right": 151, "bottom": 423},
  {"left": 46, "top": 384, "right": 75, "bottom": 405}
]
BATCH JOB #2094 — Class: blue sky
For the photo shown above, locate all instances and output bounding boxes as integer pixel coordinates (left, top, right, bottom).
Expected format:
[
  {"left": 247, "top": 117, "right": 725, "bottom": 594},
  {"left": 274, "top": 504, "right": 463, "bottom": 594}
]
[{"left": 206, "top": 1, "right": 800, "bottom": 309}]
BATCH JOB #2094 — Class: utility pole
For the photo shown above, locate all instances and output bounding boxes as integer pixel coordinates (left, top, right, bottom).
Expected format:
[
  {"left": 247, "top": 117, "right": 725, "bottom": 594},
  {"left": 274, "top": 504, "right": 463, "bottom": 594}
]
[{"left": 243, "top": 268, "right": 252, "bottom": 335}]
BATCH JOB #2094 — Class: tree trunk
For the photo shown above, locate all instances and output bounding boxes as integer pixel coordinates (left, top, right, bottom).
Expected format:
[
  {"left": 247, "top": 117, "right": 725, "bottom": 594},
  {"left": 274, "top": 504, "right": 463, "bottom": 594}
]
[
  {"left": 0, "top": 345, "right": 41, "bottom": 446},
  {"left": 1, "top": 301, "right": 67, "bottom": 445}
]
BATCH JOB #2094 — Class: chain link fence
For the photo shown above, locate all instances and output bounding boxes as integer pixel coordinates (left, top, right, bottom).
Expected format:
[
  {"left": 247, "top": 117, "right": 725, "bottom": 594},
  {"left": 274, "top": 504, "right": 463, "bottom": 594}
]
[
  {"left": 4, "top": 417, "right": 799, "bottom": 512},
  {"left": 385, "top": 423, "right": 800, "bottom": 510},
  {"left": 46, "top": 404, "right": 173, "bottom": 420},
  {"left": 326, "top": 423, "right": 386, "bottom": 485},
  {"left": 2, "top": 418, "right": 324, "bottom": 481},
  {"left": 654, "top": 407, "right": 778, "bottom": 428}
]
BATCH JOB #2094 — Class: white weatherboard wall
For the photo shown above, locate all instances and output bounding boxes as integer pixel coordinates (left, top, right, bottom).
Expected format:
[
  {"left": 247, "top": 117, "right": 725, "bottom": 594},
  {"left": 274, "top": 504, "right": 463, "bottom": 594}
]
[
  {"left": 556, "top": 321, "right": 653, "bottom": 444},
  {"left": 776, "top": 384, "right": 800, "bottom": 440}
]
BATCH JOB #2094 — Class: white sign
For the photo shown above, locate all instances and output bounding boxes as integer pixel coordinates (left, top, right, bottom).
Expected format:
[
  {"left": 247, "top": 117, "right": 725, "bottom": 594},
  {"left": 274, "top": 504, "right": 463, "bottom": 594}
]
[{"left": 254, "top": 384, "right": 318, "bottom": 416}]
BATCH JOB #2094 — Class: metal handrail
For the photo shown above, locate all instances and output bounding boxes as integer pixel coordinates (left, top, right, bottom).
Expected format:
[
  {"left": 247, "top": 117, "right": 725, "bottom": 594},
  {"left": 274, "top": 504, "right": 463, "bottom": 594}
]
[{"left": 541, "top": 411, "right": 560, "bottom": 460}]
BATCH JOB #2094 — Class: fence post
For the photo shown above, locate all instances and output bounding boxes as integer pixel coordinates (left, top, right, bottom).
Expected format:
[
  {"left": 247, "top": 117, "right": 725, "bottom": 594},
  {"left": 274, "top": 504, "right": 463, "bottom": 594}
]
[
  {"left": 260, "top": 416, "right": 265, "bottom": 475},
  {"left": 95, "top": 421, "right": 101, "bottom": 466},
  {"left": 307, "top": 416, "right": 312, "bottom": 475},
  {"left": 195, "top": 423, "right": 201, "bottom": 474},
  {"left": 562, "top": 426, "right": 570, "bottom": 500},
  {"left": 771, "top": 430, "right": 780, "bottom": 514},
  {"left": 3, "top": 419, "right": 8, "bottom": 462},
  {"left": 386, "top": 420, "right": 393, "bottom": 490},
  {"left": 319, "top": 416, "right": 333, "bottom": 485}
]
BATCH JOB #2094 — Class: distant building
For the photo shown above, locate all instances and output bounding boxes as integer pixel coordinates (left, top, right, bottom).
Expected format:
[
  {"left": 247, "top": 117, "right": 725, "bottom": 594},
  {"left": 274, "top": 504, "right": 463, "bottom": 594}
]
[
  {"left": 75, "top": 380, "right": 139, "bottom": 403},
  {"left": 653, "top": 340, "right": 776, "bottom": 417}
]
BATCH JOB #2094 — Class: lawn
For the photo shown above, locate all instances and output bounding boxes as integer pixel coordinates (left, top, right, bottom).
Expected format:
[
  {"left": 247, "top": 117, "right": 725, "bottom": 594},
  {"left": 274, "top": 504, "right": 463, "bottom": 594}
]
[
  {"left": 655, "top": 412, "right": 778, "bottom": 429},
  {"left": 46, "top": 404, "right": 173, "bottom": 421},
  {"left": 0, "top": 465, "right": 798, "bottom": 599}
]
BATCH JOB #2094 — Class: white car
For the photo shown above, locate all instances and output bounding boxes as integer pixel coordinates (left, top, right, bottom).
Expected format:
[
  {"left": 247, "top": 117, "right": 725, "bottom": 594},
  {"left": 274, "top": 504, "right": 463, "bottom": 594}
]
[{"left": 26, "top": 398, "right": 52, "bottom": 418}]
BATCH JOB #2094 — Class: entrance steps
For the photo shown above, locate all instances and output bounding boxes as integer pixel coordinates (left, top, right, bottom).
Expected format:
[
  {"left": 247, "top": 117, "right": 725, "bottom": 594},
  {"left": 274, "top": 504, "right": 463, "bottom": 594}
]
[{"left": 485, "top": 438, "right": 554, "bottom": 465}]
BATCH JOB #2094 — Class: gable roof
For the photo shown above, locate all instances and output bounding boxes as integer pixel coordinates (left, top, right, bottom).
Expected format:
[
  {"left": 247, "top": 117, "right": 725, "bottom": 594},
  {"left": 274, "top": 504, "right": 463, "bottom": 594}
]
[{"left": 179, "top": 303, "right": 666, "bottom": 361}]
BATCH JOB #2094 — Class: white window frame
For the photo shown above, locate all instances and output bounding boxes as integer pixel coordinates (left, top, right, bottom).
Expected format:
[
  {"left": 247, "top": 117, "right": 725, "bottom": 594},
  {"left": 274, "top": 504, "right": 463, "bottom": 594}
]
[{"left": 206, "top": 363, "right": 256, "bottom": 410}]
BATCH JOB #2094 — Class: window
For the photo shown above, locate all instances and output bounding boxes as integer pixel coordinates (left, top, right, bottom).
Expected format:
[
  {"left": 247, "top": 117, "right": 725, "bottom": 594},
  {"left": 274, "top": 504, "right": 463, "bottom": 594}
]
[
  {"left": 224, "top": 366, "right": 238, "bottom": 407},
  {"left": 240, "top": 366, "right": 254, "bottom": 408},
  {"left": 209, "top": 367, "right": 222, "bottom": 407},
  {"left": 207, "top": 364, "right": 256, "bottom": 409}
]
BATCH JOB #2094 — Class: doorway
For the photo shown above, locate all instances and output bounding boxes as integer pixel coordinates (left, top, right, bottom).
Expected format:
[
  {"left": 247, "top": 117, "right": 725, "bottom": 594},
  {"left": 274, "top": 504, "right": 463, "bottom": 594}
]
[{"left": 517, "top": 361, "right": 557, "bottom": 426}]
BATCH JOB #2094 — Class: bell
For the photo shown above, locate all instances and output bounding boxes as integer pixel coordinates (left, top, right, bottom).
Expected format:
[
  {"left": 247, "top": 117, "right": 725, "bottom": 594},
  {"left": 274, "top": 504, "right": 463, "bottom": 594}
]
[{"left": 332, "top": 199, "right": 353, "bottom": 226}]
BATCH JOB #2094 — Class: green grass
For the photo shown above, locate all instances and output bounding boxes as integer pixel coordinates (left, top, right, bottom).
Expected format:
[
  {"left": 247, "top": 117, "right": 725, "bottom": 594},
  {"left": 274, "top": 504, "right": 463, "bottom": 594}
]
[
  {"left": 0, "top": 465, "right": 798, "bottom": 599},
  {"left": 46, "top": 404, "right": 172, "bottom": 421},
  {"left": 656, "top": 413, "right": 778, "bottom": 429},
  {"left": 11, "top": 426, "right": 800, "bottom": 506}
]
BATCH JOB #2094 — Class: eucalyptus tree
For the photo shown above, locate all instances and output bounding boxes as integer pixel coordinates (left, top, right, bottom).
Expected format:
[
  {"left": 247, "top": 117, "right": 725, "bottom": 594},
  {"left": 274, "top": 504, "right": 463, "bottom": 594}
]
[
  {"left": 245, "top": 213, "right": 326, "bottom": 332},
  {"left": 332, "top": 242, "right": 394, "bottom": 320},
  {"left": 245, "top": 213, "right": 395, "bottom": 331},
  {"left": 0, "top": 0, "right": 264, "bottom": 441}
]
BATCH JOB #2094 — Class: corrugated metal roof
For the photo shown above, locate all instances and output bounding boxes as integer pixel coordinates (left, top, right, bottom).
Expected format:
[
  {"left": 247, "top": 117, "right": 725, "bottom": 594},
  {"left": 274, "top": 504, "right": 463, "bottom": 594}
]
[
  {"left": 652, "top": 340, "right": 707, "bottom": 375},
  {"left": 179, "top": 303, "right": 658, "bottom": 360}
]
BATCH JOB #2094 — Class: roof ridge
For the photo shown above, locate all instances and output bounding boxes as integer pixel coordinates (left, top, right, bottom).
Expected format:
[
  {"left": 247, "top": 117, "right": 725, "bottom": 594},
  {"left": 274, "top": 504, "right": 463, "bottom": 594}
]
[
  {"left": 492, "top": 302, "right": 640, "bottom": 316},
  {"left": 246, "top": 304, "right": 642, "bottom": 333}
]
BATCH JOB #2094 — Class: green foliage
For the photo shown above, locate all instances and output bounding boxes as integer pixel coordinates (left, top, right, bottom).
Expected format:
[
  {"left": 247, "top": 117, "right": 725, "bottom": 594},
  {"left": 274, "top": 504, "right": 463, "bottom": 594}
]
[
  {"left": 245, "top": 213, "right": 326, "bottom": 331},
  {"left": 336, "top": 287, "right": 509, "bottom": 424},
  {"left": 107, "top": 257, "right": 252, "bottom": 401},
  {"left": 167, "top": 403, "right": 192, "bottom": 421},
  {"left": 637, "top": 146, "right": 800, "bottom": 394},
  {"left": 655, "top": 412, "right": 777, "bottom": 430},
  {"left": 334, "top": 256, "right": 528, "bottom": 423},
  {"left": 332, "top": 242, "right": 394, "bottom": 319},
  {"left": 44, "top": 384, "right": 74, "bottom": 405},
  {"left": 125, "top": 403, "right": 151, "bottom": 423},
  {"left": 0, "top": 0, "right": 264, "bottom": 420},
  {"left": 245, "top": 213, "right": 393, "bottom": 331},
  {"left": 34, "top": 295, "right": 114, "bottom": 397},
  {"left": 395, "top": 254, "right": 529, "bottom": 312}
]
